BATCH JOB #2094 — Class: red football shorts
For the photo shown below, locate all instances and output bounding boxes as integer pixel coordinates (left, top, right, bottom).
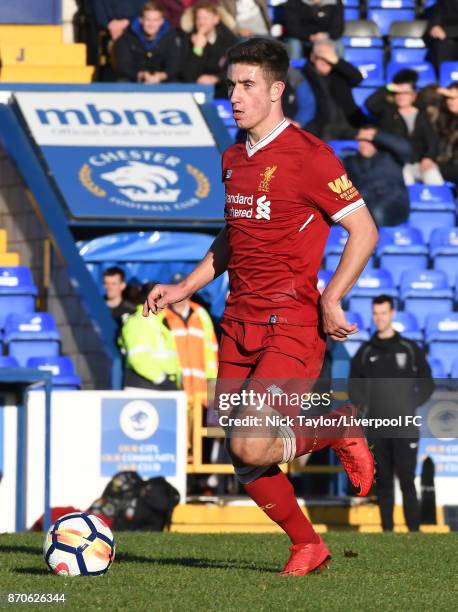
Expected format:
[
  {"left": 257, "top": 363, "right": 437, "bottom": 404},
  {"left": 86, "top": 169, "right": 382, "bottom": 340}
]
[{"left": 218, "top": 318, "right": 326, "bottom": 381}]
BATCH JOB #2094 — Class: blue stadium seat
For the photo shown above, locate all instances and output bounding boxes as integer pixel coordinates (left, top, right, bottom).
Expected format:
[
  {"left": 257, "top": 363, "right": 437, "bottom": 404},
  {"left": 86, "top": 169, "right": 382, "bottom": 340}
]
[
  {"left": 430, "top": 227, "right": 458, "bottom": 287},
  {"left": 0, "top": 355, "right": 20, "bottom": 368},
  {"left": 352, "top": 87, "right": 376, "bottom": 110},
  {"left": 408, "top": 184, "right": 456, "bottom": 243},
  {"left": 290, "top": 58, "right": 306, "bottom": 70},
  {"left": 368, "top": 8, "right": 416, "bottom": 36},
  {"left": 400, "top": 270, "right": 453, "bottom": 329},
  {"left": 350, "top": 53, "right": 385, "bottom": 87},
  {"left": 26, "top": 356, "right": 81, "bottom": 390},
  {"left": 324, "top": 226, "right": 374, "bottom": 272},
  {"left": 386, "top": 61, "right": 436, "bottom": 87},
  {"left": 392, "top": 311, "right": 423, "bottom": 341},
  {"left": 390, "top": 46, "right": 427, "bottom": 64},
  {"left": 342, "top": 36, "right": 383, "bottom": 48},
  {"left": 439, "top": 62, "right": 458, "bottom": 87},
  {"left": 425, "top": 313, "right": 458, "bottom": 374},
  {"left": 344, "top": 7, "right": 360, "bottom": 20},
  {"left": 0, "top": 266, "right": 37, "bottom": 329},
  {"left": 327, "top": 140, "right": 358, "bottom": 159},
  {"left": 317, "top": 269, "right": 333, "bottom": 292},
  {"left": 367, "top": 0, "right": 415, "bottom": 6},
  {"left": 342, "top": 0, "right": 360, "bottom": 6},
  {"left": 428, "top": 357, "right": 447, "bottom": 379},
  {"left": 377, "top": 226, "right": 428, "bottom": 286},
  {"left": 344, "top": 311, "right": 370, "bottom": 357},
  {"left": 348, "top": 269, "right": 398, "bottom": 329},
  {"left": 4, "top": 313, "right": 60, "bottom": 367}
]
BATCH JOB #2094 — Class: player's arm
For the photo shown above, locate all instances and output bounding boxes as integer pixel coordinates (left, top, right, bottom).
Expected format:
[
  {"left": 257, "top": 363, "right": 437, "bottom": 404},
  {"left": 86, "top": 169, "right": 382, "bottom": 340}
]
[
  {"left": 321, "top": 207, "right": 378, "bottom": 341},
  {"left": 143, "top": 227, "right": 230, "bottom": 315}
]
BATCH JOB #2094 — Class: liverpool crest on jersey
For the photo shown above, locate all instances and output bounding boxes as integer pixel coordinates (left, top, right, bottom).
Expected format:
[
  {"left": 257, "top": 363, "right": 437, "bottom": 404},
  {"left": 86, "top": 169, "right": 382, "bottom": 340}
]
[{"left": 258, "top": 165, "right": 277, "bottom": 192}]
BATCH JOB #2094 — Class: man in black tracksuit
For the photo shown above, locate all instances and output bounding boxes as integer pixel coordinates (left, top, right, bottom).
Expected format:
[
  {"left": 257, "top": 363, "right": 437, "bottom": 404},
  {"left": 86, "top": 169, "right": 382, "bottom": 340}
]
[{"left": 349, "top": 295, "right": 434, "bottom": 532}]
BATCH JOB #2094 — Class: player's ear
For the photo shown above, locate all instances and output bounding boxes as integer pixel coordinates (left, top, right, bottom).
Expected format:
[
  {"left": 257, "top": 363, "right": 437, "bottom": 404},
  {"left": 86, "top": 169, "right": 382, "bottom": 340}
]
[{"left": 270, "top": 80, "right": 285, "bottom": 102}]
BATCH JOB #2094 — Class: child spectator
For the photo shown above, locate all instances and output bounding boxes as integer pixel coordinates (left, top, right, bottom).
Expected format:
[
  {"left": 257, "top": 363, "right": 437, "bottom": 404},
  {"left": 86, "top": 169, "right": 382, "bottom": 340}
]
[
  {"left": 284, "top": 0, "right": 344, "bottom": 60},
  {"left": 112, "top": 1, "right": 181, "bottom": 83},
  {"left": 366, "top": 69, "right": 444, "bottom": 185},
  {"left": 344, "top": 127, "right": 411, "bottom": 227},
  {"left": 179, "top": 0, "right": 238, "bottom": 97}
]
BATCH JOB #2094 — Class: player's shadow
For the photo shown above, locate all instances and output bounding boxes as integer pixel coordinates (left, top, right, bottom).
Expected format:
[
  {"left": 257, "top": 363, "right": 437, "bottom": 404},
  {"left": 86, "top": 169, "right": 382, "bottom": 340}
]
[
  {"left": 116, "top": 552, "right": 277, "bottom": 573},
  {"left": 14, "top": 567, "right": 49, "bottom": 576}
]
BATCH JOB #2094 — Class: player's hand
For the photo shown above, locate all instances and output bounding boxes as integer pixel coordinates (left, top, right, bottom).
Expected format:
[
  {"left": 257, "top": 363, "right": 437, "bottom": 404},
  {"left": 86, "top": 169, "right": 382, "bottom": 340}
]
[
  {"left": 320, "top": 298, "right": 358, "bottom": 342},
  {"left": 142, "top": 283, "right": 189, "bottom": 316}
]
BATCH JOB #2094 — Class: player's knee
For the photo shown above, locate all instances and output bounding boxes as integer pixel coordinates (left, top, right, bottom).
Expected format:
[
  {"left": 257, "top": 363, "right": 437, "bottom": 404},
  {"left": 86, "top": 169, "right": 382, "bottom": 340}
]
[{"left": 228, "top": 437, "right": 269, "bottom": 466}]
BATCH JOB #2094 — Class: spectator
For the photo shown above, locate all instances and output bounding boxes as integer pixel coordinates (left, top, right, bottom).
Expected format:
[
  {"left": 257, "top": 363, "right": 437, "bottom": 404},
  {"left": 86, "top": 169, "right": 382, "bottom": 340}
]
[
  {"left": 179, "top": 0, "right": 238, "bottom": 97},
  {"left": 344, "top": 127, "right": 411, "bottom": 227},
  {"left": 163, "top": 273, "right": 218, "bottom": 407},
  {"left": 366, "top": 69, "right": 444, "bottom": 185},
  {"left": 217, "top": 0, "right": 271, "bottom": 36},
  {"left": 283, "top": 67, "right": 316, "bottom": 127},
  {"left": 103, "top": 267, "right": 135, "bottom": 331},
  {"left": 424, "top": 0, "right": 458, "bottom": 74},
  {"left": 112, "top": 1, "right": 181, "bottom": 83},
  {"left": 434, "top": 83, "right": 458, "bottom": 184},
  {"left": 302, "top": 39, "right": 366, "bottom": 139},
  {"left": 284, "top": 0, "right": 344, "bottom": 60},
  {"left": 119, "top": 283, "right": 180, "bottom": 390},
  {"left": 349, "top": 295, "right": 434, "bottom": 532},
  {"left": 92, "top": 0, "right": 146, "bottom": 41}
]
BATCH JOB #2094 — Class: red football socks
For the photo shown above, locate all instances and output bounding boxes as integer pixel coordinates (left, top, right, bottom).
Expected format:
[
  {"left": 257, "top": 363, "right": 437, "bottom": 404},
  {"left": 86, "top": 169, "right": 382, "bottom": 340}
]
[{"left": 244, "top": 465, "right": 320, "bottom": 545}]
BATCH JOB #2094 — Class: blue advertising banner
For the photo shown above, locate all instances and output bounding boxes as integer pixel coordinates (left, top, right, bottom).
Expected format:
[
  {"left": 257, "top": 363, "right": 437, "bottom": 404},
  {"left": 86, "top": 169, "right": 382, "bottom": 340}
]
[
  {"left": 416, "top": 391, "right": 458, "bottom": 477},
  {"left": 13, "top": 91, "right": 225, "bottom": 221},
  {"left": 101, "top": 397, "right": 178, "bottom": 477}
]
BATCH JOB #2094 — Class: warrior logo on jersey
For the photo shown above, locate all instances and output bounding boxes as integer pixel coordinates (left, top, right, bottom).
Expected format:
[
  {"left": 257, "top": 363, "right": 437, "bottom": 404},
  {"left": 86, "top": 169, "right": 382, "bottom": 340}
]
[
  {"left": 258, "top": 165, "right": 277, "bottom": 192},
  {"left": 327, "top": 173, "right": 358, "bottom": 201}
]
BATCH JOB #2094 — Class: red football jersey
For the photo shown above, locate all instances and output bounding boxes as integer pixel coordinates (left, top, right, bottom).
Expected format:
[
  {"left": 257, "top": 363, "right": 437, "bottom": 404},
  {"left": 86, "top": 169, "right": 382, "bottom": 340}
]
[{"left": 222, "top": 120, "right": 365, "bottom": 326}]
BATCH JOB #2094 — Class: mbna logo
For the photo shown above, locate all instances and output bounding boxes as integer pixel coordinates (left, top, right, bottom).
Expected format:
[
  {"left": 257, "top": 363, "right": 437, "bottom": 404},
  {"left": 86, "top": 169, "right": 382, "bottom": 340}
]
[{"left": 35, "top": 103, "right": 191, "bottom": 126}]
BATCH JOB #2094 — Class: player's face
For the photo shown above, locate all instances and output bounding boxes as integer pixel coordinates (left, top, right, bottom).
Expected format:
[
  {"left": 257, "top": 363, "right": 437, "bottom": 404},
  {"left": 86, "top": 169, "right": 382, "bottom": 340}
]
[
  {"left": 103, "top": 274, "right": 125, "bottom": 301},
  {"left": 141, "top": 10, "right": 164, "bottom": 38},
  {"left": 226, "top": 63, "right": 275, "bottom": 131},
  {"left": 372, "top": 302, "right": 395, "bottom": 334}
]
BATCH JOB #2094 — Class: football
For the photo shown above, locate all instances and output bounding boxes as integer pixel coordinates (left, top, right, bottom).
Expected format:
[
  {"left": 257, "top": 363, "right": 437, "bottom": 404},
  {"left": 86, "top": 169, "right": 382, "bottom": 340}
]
[{"left": 43, "top": 512, "right": 115, "bottom": 576}]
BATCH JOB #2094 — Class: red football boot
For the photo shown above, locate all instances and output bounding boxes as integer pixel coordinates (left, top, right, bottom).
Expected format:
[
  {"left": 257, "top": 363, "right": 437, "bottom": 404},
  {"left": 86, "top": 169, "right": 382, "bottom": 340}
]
[
  {"left": 330, "top": 409, "right": 375, "bottom": 497},
  {"left": 279, "top": 537, "right": 331, "bottom": 577}
]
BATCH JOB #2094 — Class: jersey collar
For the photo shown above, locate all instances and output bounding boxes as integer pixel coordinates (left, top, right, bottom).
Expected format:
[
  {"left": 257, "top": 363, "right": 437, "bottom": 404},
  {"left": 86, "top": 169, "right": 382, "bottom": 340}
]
[{"left": 245, "top": 119, "right": 289, "bottom": 158}]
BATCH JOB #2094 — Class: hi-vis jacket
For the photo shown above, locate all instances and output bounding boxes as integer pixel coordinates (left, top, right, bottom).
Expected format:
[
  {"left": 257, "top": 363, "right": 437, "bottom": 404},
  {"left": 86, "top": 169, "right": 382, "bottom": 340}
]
[
  {"left": 163, "top": 301, "right": 218, "bottom": 404},
  {"left": 119, "top": 305, "right": 180, "bottom": 386}
]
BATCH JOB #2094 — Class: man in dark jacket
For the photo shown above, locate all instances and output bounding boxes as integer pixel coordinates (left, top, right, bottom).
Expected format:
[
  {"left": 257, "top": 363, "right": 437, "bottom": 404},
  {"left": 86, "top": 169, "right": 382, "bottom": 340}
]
[
  {"left": 303, "top": 39, "right": 366, "bottom": 139},
  {"left": 344, "top": 127, "right": 411, "bottom": 226},
  {"left": 91, "top": 0, "right": 146, "bottom": 40},
  {"left": 365, "top": 69, "right": 444, "bottom": 185},
  {"left": 424, "top": 0, "right": 458, "bottom": 74},
  {"left": 179, "top": 0, "right": 238, "bottom": 98},
  {"left": 113, "top": 1, "right": 181, "bottom": 83},
  {"left": 284, "top": 0, "right": 344, "bottom": 60},
  {"left": 349, "top": 295, "right": 434, "bottom": 532}
]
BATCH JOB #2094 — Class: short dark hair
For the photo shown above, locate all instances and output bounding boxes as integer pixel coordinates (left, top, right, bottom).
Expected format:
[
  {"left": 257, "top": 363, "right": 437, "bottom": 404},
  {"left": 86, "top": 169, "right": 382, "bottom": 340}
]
[
  {"left": 226, "top": 37, "right": 290, "bottom": 84},
  {"left": 393, "top": 68, "right": 418, "bottom": 89},
  {"left": 103, "top": 266, "right": 125, "bottom": 281},
  {"left": 372, "top": 294, "right": 394, "bottom": 309},
  {"left": 141, "top": 1, "right": 165, "bottom": 15}
]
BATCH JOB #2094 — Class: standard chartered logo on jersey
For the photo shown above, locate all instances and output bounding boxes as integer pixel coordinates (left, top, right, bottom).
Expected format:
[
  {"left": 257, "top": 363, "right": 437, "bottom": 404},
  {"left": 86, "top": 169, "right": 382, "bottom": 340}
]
[
  {"left": 225, "top": 193, "right": 271, "bottom": 220},
  {"left": 79, "top": 149, "right": 210, "bottom": 213}
]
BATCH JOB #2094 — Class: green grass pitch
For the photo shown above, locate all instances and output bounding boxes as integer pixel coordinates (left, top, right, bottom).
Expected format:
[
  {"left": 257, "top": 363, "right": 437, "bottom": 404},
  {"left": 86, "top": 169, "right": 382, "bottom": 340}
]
[{"left": 1, "top": 532, "right": 457, "bottom": 611}]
